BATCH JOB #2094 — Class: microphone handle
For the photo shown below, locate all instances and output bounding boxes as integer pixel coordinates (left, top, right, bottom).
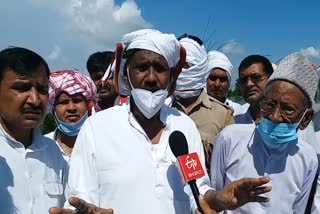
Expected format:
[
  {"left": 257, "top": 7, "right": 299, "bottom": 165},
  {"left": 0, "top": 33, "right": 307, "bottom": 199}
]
[{"left": 188, "top": 180, "right": 203, "bottom": 213}]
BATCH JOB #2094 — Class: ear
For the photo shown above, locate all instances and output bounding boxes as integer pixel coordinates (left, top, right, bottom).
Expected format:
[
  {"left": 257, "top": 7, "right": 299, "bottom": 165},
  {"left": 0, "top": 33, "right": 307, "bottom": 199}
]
[
  {"left": 298, "top": 109, "right": 314, "bottom": 130},
  {"left": 168, "top": 45, "right": 186, "bottom": 96}
]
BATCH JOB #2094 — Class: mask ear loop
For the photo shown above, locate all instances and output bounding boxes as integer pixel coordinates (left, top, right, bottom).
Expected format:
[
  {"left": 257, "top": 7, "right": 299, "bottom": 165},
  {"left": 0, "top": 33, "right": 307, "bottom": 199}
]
[{"left": 295, "top": 109, "right": 308, "bottom": 129}]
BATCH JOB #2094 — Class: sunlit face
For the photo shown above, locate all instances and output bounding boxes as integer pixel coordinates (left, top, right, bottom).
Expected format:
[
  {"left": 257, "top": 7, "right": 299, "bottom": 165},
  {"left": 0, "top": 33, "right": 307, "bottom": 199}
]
[
  {"left": 126, "top": 50, "right": 171, "bottom": 92},
  {"left": 239, "top": 63, "right": 269, "bottom": 105},
  {"left": 90, "top": 72, "right": 117, "bottom": 104},
  {"left": 206, "top": 68, "right": 230, "bottom": 101},
  {"left": 0, "top": 66, "right": 49, "bottom": 129},
  {"left": 54, "top": 92, "right": 88, "bottom": 124}
]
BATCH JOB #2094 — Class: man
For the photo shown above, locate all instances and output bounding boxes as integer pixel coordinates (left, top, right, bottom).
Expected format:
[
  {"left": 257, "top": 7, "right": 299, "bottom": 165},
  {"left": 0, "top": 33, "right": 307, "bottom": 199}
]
[
  {"left": 86, "top": 51, "right": 117, "bottom": 111},
  {"left": 46, "top": 70, "right": 97, "bottom": 161},
  {"left": 206, "top": 50, "right": 247, "bottom": 116},
  {"left": 0, "top": 47, "right": 67, "bottom": 213},
  {"left": 172, "top": 34, "right": 234, "bottom": 173},
  {"left": 234, "top": 55, "right": 274, "bottom": 124},
  {"left": 210, "top": 52, "right": 319, "bottom": 213},
  {"left": 50, "top": 29, "right": 271, "bottom": 214}
]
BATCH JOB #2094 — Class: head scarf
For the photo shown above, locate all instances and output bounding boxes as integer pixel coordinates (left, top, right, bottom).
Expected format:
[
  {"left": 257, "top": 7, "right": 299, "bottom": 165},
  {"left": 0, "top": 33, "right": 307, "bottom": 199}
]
[
  {"left": 174, "top": 37, "right": 208, "bottom": 98},
  {"left": 206, "top": 50, "right": 233, "bottom": 82},
  {"left": 48, "top": 70, "right": 97, "bottom": 112},
  {"left": 112, "top": 29, "right": 181, "bottom": 96}
]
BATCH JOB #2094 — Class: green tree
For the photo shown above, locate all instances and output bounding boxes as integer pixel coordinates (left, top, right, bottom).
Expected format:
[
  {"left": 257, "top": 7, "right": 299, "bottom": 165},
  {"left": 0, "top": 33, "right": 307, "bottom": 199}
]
[{"left": 40, "top": 113, "right": 57, "bottom": 135}]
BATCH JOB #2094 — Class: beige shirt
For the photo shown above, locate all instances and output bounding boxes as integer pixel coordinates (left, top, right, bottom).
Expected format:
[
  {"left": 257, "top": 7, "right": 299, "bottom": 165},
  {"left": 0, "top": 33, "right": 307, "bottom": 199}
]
[{"left": 172, "top": 90, "right": 234, "bottom": 172}]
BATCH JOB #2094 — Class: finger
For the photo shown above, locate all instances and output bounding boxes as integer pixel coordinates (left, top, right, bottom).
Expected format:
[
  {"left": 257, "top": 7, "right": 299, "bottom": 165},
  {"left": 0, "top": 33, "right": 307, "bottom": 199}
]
[
  {"left": 197, "top": 195, "right": 218, "bottom": 214},
  {"left": 49, "top": 207, "right": 74, "bottom": 214},
  {"left": 68, "top": 197, "right": 90, "bottom": 212},
  {"left": 250, "top": 186, "right": 272, "bottom": 195},
  {"left": 249, "top": 196, "right": 270, "bottom": 203},
  {"left": 237, "top": 177, "right": 270, "bottom": 188}
]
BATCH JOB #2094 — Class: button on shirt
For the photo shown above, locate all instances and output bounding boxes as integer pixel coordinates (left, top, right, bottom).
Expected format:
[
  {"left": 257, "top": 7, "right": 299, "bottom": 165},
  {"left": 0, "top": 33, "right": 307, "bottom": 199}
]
[
  {"left": 0, "top": 125, "right": 67, "bottom": 214},
  {"left": 66, "top": 102, "right": 212, "bottom": 214},
  {"left": 210, "top": 124, "right": 318, "bottom": 214}
]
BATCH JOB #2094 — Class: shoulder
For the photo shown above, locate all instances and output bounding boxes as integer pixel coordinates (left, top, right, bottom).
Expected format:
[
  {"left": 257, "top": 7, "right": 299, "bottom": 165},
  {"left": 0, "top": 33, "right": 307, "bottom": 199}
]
[
  {"left": 88, "top": 104, "right": 127, "bottom": 124},
  {"left": 207, "top": 95, "right": 233, "bottom": 113},
  {"left": 297, "top": 138, "right": 318, "bottom": 165}
]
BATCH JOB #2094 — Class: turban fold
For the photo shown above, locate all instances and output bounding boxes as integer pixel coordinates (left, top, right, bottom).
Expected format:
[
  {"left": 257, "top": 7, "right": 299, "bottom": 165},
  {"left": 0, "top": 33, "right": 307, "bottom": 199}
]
[{"left": 206, "top": 50, "right": 233, "bottom": 83}]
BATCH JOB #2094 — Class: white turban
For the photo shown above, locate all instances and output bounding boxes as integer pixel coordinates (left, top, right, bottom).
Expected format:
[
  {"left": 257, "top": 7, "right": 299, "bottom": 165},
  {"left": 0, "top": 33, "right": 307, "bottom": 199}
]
[
  {"left": 115, "top": 29, "right": 181, "bottom": 96},
  {"left": 175, "top": 38, "right": 208, "bottom": 98},
  {"left": 206, "top": 50, "right": 233, "bottom": 83}
]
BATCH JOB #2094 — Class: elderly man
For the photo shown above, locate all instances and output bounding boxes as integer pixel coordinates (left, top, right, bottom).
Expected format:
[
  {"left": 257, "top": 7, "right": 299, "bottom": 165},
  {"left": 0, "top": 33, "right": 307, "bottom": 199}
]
[
  {"left": 206, "top": 50, "right": 247, "bottom": 116},
  {"left": 210, "top": 52, "right": 319, "bottom": 213},
  {"left": 0, "top": 47, "right": 67, "bottom": 213},
  {"left": 172, "top": 34, "right": 234, "bottom": 173},
  {"left": 50, "top": 29, "right": 271, "bottom": 214}
]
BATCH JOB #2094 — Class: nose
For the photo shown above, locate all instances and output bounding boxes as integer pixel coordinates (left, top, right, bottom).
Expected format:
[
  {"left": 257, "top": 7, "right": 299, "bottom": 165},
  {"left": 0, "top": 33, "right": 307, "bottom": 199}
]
[
  {"left": 66, "top": 101, "right": 77, "bottom": 113},
  {"left": 213, "top": 79, "right": 221, "bottom": 88},
  {"left": 27, "top": 87, "right": 41, "bottom": 106},
  {"left": 268, "top": 106, "right": 284, "bottom": 123},
  {"left": 145, "top": 67, "right": 158, "bottom": 88}
]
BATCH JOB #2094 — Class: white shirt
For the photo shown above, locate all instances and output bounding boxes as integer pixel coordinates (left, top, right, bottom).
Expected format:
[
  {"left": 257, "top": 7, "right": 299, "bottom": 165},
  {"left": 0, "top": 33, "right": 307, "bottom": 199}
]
[
  {"left": 66, "top": 102, "right": 212, "bottom": 214},
  {"left": 0, "top": 124, "right": 67, "bottom": 214},
  {"left": 45, "top": 130, "right": 70, "bottom": 162},
  {"left": 210, "top": 124, "right": 318, "bottom": 214},
  {"left": 225, "top": 99, "right": 249, "bottom": 116}
]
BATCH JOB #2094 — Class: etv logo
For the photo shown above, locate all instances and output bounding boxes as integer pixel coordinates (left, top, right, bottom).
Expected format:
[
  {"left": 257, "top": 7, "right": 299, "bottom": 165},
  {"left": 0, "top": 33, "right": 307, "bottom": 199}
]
[{"left": 185, "top": 156, "right": 197, "bottom": 170}]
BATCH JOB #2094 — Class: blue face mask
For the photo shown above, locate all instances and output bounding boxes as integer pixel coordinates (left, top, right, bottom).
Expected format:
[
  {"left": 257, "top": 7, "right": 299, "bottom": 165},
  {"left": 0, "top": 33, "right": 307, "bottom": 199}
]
[
  {"left": 56, "top": 112, "right": 88, "bottom": 136},
  {"left": 256, "top": 110, "right": 307, "bottom": 149}
]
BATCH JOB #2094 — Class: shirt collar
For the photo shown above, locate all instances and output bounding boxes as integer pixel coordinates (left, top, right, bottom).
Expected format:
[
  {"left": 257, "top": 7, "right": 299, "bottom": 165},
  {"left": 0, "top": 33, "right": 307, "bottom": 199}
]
[
  {"left": 173, "top": 90, "right": 212, "bottom": 113},
  {"left": 0, "top": 123, "right": 48, "bottom": 151}
]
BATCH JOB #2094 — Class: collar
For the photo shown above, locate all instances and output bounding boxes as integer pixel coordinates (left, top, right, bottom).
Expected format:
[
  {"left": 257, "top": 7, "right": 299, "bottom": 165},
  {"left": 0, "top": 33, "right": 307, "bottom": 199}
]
[
  {"left": 173, "top": 90, "right": 212, "bottom": 113},
  {"left": 0, "top": 123, "right": 48, "bottom": 152}
]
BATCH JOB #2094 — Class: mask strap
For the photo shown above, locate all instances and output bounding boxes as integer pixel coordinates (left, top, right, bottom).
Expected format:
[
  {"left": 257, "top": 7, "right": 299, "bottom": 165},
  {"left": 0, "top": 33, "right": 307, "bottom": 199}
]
[{"left": 295, "top": 109, "right": 308, "bottom": 129}]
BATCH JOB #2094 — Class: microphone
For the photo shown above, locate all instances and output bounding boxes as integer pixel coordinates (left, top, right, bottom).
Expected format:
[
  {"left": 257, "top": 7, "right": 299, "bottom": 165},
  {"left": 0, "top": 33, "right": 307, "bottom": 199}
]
[{"left": 169, "top": 131, "right": 205, "bottom": 213}]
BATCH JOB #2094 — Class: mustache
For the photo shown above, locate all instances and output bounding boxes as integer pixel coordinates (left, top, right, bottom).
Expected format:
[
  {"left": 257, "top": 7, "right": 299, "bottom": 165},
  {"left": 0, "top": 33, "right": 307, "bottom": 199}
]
[{"left": 22, "top": 107, "right": 43, "bottom": 114}]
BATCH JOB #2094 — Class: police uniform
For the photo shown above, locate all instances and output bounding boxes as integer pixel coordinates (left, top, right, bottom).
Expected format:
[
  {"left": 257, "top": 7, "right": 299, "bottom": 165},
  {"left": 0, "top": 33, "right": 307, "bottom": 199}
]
[{"left": 172, "top": 90, "right": 234, "bottom": 174}]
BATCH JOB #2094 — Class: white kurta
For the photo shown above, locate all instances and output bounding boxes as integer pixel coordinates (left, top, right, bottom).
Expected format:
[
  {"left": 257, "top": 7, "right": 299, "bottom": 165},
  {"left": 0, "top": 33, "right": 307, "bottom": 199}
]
[
  {"left": 225, "top": 99, "right": 249, "bottom": 116},
  {"left": 66, "top": 103, "right": 212, "bottom": 214},
  {"left": 210, "top": 124, "right": 318, "bottom": 214},
  {"left": 45, "top": 130, "right": 70, "bottom": 162},
  {"left": 0, "top": 125, "right": 67, "bottom": 214}
]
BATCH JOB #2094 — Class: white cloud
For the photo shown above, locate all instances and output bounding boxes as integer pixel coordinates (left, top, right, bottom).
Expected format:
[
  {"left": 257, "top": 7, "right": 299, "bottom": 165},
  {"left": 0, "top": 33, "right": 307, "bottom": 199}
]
[
  {"left": 28, "top": 0, "right": 152, "bottom": 47},
  {"left": 300, "top": 47, "right": 320, "bottom": 59},
  {"left": 47, "top": 45, "right": 61, "bottom": 60},
  {"left": 220, "top": 40, "right": 245, "bottom": 55}
]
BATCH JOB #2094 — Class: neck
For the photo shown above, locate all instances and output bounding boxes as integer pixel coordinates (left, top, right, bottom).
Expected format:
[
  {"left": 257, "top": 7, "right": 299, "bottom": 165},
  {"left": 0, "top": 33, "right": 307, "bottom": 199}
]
[
  {"left": 219, "top": 97, "right": 227, "bottom": 103},
  {"left": 55, "top": 129, "right": 77, "bottom": 156},
  {"left": 176, "top": 96, "right": 199, "bottom": 113},
  {"left": 98, "top": 99, "right": 115, "bottom": 110},
  {"left": 249, "top": 103, "right": 262, "bottom": 122},
  {"left": 130, "top": 99, "right": 164, "bottom": 143},
  {"left": 0, "top": 117, "right": 33, "bottom": 148}
]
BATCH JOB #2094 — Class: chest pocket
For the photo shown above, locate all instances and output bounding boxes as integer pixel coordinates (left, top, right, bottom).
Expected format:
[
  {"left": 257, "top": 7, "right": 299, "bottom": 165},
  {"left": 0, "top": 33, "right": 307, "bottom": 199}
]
[{"left": 43, "top": 168, "right": 64, "bottom": 197}]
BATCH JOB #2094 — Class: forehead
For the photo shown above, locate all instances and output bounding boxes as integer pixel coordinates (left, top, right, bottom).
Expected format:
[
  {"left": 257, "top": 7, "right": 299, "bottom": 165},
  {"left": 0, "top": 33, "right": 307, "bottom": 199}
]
[
  {"left": 210, "top": 68, "right": 228, "bottom": 76},
  {"left": 57, "top": 92, "right": 85, "bottom": 100},
  {"left": 129, "top": 50, "right": 168, "bottom": 65},
  {"left": 265, "top": 80, "right": 305, "bottom": 104},
  {"left": 240, "top": 63, "right": 266, "bottom": 77},
  {"left": 1, "top": 66, "right": 48, "bottom": 83}
]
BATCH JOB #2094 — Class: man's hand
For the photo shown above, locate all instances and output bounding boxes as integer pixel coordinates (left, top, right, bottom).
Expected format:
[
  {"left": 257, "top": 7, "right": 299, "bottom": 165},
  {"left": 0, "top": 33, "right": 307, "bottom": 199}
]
[
  {"left": 196, "top": 195, "right": 218, "bottom": 214},
  {"left": 49, "top": 197, "right": 113, "bottom": 214},
  {"left": 205, "top": 177, "right": 271, "bottom": 211}
]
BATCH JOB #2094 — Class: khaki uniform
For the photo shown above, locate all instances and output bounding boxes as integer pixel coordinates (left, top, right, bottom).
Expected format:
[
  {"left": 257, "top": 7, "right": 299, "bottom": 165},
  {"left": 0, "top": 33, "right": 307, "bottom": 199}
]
[{"left": 172, "top": 90, "right": 234, "bottom": 174}]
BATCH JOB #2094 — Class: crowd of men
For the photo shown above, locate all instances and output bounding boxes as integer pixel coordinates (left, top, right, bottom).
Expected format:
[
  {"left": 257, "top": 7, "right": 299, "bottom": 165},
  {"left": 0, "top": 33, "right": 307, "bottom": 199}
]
[{"left": 0, "top": 28, "right": 319, "bottom": 214}]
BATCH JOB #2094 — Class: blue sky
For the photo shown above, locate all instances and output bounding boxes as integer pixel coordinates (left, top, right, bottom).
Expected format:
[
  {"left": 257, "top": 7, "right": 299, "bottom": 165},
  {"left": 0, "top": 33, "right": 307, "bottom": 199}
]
[{"left": 1, "top": 0, "right": 320, "bottom": 86}]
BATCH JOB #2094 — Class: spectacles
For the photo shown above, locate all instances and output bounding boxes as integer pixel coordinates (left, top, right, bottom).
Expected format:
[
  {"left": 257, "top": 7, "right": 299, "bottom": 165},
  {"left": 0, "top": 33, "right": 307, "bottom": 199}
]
[
  {"left": 208, "top": 75, "right": 229, "bottom": 83},
  {"left": 260, "top": 100, "right": 304, "bottom": 119},
  {"left": 177, "top": 33, "right": 204, "bottom": 46},
  {"left": 239, "top": 74, "right": 267, "bottom": 85}
]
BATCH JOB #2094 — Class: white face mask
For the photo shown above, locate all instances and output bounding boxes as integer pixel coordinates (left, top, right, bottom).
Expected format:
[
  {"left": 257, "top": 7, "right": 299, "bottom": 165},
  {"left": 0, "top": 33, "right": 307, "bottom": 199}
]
[{"left": 127, "top": 68, "right": 170, "bottom": 119}]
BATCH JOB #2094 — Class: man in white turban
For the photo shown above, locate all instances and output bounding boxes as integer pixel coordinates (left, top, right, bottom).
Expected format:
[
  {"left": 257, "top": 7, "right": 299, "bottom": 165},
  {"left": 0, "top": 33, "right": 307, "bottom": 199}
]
[
  {"left": 172, "top": 34, "right": 234, "bottom": 175},
  {"left": 206, "top": 50, "right": 248, "bottom": 116},
  {"left": 50, "top": 29, "right": 271, "bottom": 214}
]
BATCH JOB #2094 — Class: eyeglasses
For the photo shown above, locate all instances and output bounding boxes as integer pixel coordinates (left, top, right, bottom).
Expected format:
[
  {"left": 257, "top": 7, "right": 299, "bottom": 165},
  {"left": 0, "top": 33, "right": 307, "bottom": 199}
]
[
  {"left": 208, "top": 75, "right": 229, "bottom": 83},
  {"left": 260, "top": 99, "right": 304, "bottom": 119},
  {"left": 239, "top": 74, "right": 267, "bottom": 85},
  {"left": 177, "top": 33, "right": 204, "bottom": 46}
]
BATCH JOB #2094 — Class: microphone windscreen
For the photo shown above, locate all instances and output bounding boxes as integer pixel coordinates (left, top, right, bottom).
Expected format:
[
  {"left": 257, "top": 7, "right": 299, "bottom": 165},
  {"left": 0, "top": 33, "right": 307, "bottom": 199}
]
[{"left": 169, "top": 130, "right": 189, "bottom": 157}]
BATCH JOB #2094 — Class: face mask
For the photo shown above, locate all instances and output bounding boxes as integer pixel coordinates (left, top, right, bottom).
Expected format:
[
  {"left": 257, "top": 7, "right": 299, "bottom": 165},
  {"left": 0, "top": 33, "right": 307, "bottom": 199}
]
[
  {"left": 256, "top": 110, "right": 307, "bottom": 149},
  {"left": 56, "top": 112, "right": 88, "bottom": 136},
  {"left": 173, "top": 89, "right": 202, "bottom": 99},
  {"left": 127, "top": 68, "right": 169, "bottom": 119}
]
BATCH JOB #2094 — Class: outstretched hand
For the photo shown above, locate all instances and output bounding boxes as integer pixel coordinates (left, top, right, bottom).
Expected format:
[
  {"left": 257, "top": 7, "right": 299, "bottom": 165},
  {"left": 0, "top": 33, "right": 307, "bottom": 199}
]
[
  {"left": 196, "top": 195, "right": 218, "bottom": 214},
  {"left": 49, "top": 197, "right": 113, "bottom": 214},
  {"left": 206, "top": 177, "right": 271, "bottom": 212}
]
